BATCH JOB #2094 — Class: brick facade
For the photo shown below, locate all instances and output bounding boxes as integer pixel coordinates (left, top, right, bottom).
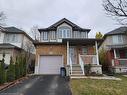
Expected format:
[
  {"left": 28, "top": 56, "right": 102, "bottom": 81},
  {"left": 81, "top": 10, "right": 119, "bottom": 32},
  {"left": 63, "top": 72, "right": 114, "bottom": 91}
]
[{"left": 35, "top": 44, "right": 67, "bottom": 66}]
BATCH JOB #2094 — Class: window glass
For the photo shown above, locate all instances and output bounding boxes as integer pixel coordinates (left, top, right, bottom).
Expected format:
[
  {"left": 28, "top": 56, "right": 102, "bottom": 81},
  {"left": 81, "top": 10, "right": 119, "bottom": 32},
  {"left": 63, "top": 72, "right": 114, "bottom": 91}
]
[
  {"left": 43, "top": 32, "right": 48, "bottom": 40},
  {"left": 82, "top": 47, "right": 88, "bottom": 55},
  {"left": 112, "top": 35, "right": 123, "bottom": 44},
  {"left": 116, "top": 50, "right": 120, "bottom": 58},
  {"left": 58, "top": 26, "right": 71, "bottom": 38},
  {"left": 51, "top": 31, "right": 56, "bottom": 40}
]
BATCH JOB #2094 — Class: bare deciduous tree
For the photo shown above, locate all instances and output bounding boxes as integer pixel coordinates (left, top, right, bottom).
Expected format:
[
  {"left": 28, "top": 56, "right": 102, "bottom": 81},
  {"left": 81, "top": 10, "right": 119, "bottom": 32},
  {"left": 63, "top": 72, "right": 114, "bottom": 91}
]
[
  {"left": 103, "top": 0, "right": 127, "bottom": 25},
  {"left": 31, "top": 25, "right": 40, "bottom": 41},
  {"left": 0, "top": 11, "right": 6, "bottom": 25}
]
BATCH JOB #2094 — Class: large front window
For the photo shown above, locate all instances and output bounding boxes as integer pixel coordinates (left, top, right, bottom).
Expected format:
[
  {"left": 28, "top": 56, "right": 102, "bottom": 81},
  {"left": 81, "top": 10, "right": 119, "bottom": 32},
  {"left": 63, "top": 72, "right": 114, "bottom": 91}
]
[{"left": 58, "top": 26, "right": 71, "bottom": 38}]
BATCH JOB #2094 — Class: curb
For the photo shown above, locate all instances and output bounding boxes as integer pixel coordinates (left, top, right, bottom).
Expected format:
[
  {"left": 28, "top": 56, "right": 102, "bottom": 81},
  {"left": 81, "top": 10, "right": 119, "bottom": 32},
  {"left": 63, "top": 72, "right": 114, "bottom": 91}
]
[{"left": 0, "top": 76, "right": 28, "bottom": 92}]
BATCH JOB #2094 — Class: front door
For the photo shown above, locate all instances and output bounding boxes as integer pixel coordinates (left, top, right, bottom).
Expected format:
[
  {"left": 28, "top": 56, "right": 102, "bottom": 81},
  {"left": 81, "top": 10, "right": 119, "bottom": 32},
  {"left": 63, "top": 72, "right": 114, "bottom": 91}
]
[{"left": 69, "top": 47, "right": 77, "bottom": 64}]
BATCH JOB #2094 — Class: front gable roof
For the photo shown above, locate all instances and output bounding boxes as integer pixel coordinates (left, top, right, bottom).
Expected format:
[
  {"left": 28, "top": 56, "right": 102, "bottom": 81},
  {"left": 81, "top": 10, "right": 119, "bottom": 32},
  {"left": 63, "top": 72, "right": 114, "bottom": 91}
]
[{"left": 38, "top": 18, "right": 90, "bottom": 32}]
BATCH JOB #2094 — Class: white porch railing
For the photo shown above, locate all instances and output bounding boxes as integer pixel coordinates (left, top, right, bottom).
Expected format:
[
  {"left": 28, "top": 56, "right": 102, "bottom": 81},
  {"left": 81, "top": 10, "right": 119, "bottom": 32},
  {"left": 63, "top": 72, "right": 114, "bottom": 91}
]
[
  {"left": 69, "top": 57, "right": 73, "bottom": 74},
  {"left": 80, "top": 55, "right": 97, "bottom": 65},
  {"left": 112, "top": 58, "right": 127, "bottom": 66},
  {"left": 79, "top": 54, "right": 85, "bottom": 75}
]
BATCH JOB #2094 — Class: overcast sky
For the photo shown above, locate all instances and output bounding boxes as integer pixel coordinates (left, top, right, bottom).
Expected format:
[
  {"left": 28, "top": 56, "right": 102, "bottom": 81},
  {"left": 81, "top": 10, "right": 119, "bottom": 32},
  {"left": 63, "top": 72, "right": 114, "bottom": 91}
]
[{"left": 0, "top": 0, "right": 123, "bottom": 37}]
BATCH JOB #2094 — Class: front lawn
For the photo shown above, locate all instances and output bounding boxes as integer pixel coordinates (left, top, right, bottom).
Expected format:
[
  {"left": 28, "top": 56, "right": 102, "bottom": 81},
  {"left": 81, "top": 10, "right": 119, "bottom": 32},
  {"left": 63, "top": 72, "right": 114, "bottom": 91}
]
[{"left": 70, "top": 76, "right": 127, "bottom": 95}]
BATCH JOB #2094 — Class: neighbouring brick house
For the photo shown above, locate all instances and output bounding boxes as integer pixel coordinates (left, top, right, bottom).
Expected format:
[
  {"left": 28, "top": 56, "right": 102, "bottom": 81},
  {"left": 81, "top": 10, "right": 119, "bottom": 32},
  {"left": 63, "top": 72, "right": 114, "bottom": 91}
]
[
  {"left": 0, "top": 26, "right": 35, "bottom": 65},
  {"left": 100, "top": 27, "right": 127, "bottom": 73},
  {"left": 34, "top": 18, "right": 102, "bottom": 78}
]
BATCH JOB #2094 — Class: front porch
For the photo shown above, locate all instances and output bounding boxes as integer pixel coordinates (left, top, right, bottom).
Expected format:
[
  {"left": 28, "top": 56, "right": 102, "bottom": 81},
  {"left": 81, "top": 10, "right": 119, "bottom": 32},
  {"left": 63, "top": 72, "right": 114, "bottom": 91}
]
[
  {"left": 63, "top": 39, "right": 102, "bottom": 77},
  {"left": 109, "top": 47, "right": 127, "bottom": 73}
]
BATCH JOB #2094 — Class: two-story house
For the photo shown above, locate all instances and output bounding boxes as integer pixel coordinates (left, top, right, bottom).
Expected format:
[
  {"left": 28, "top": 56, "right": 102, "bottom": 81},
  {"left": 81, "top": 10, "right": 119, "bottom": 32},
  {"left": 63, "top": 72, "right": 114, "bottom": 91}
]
[
  {"left": 0, "top": 26, "right": 35, "bottom": 65},
  {"left": 101, "top": 27, "right": 127, "bottom": 73},
  {"left": 34, "top": 18, "right": 102, "bottom": 78}
]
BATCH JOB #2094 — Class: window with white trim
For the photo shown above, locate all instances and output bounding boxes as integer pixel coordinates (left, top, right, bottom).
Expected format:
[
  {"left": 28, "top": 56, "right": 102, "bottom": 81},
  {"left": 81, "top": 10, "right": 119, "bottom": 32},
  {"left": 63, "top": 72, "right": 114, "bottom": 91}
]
[
  {"left": 112, "top": 35, "right": 123, "bottom": 44},
  {"left": 6, "top": 34, "right": 17, "bottom": 42},
  {"left": 41, "top": 32, "right": 48, "bottom": 41},
  {"left": 50, "top": 31, "right": 56, "bottom": 40},
  {"left": 58, "top": 26, "right": 71, "bottom": 38}
]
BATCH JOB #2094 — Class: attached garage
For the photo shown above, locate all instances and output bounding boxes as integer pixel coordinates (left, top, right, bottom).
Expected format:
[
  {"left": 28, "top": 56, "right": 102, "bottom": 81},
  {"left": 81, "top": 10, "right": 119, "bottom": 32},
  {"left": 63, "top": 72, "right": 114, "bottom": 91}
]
[{"left": 39, "top": 55, "right": 63, "bottom": 74}]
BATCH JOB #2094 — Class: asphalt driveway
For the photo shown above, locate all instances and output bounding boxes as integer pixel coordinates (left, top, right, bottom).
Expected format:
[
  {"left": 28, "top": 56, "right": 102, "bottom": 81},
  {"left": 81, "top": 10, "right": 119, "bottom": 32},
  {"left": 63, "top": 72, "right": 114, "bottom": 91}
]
[{"left": 0, "top": 75, "right": 72, "bottom": 95}]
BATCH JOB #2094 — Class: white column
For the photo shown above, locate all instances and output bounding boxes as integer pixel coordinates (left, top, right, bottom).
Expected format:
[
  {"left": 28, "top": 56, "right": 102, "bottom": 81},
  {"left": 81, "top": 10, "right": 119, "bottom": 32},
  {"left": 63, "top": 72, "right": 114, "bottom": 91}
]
[
  {"left": 114, "top": 49, "right": 117, "bottom": 59},
  {"left": 95, "top": 41, "right": 99, "bottom": 65},
  {"left": 67, "top": 41, "right": 69, "bottom": 65}
]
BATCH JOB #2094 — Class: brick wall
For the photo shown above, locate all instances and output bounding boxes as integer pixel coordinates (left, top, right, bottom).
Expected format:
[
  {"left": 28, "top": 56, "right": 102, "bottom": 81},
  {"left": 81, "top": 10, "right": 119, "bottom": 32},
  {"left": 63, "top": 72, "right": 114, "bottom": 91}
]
[{"left": 35, "top": 44, "right": 67, "bottom": 66}]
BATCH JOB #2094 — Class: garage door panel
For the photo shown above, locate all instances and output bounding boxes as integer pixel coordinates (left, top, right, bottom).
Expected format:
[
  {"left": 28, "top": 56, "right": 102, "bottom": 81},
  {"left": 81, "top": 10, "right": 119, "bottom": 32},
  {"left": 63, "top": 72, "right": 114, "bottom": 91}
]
[{"left": 39, "top": 56, "right": 63, "bottom": 74}]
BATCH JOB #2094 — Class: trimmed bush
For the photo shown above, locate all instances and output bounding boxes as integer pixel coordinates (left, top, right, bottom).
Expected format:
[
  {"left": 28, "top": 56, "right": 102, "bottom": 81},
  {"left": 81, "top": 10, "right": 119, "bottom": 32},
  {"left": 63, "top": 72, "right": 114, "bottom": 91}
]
[
  {"left": 15, "top": 57, "right": 20, "bottom": 79},
  {"left": 0, "top": 54, "right": 6, "bottom": 84},
  {"left": 7, "top": 56, "right": 15, "bottom": 82}
]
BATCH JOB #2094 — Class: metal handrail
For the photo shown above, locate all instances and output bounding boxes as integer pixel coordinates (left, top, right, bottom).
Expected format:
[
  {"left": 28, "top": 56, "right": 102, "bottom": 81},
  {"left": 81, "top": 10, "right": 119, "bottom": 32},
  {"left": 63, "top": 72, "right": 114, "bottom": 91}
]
[
  {"left": 79, "top": 54, "right": 85, "bottom": 75},
  {"left": 69, "top": 57, "right": 73, "bottom": 74}
]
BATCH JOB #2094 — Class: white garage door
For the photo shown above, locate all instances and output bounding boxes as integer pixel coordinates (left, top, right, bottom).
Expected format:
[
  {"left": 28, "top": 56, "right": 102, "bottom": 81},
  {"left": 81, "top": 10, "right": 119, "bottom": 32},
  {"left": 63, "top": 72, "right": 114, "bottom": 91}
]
[{"left": 39, "top": 56, "right": 63, "bottom": 74}]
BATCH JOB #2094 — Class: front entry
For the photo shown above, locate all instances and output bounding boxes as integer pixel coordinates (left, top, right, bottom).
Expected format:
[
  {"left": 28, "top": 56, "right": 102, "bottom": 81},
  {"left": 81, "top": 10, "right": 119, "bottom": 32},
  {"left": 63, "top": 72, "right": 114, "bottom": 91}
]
[
  {"left": 69, "top": 47, "right": 77, "bottom": 64},
  {"left": 39, "top": 55, "right": 63, "bottom": 74}
]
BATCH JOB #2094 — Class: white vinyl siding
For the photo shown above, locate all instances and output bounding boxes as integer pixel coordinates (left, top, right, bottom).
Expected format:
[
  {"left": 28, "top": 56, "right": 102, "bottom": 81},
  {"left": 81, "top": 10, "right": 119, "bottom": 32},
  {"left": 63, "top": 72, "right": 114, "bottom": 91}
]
[{"left": 112, "top": 35, "right": 123, "bottom": 44}]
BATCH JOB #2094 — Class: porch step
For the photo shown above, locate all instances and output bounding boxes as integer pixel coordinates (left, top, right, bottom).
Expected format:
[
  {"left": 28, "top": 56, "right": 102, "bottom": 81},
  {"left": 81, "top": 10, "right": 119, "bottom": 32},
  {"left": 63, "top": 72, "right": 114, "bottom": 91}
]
[
  {"left": 70, "top": 76, "right": 86, "bottom": 79},
  {"left": 70, "top": 74, "right": 85, "bottom": 79},
  {"left": 71, "top": 74, "right": 84, "bottom": 76},
  {"left": 71, "top": 71, "right": 83, "bottom": 74},
  {"left": 72, "top": 64, "right": 80, "bottom": 66},
  {"left": 72, "top": 66, "right": 82, "bottom": 71}
]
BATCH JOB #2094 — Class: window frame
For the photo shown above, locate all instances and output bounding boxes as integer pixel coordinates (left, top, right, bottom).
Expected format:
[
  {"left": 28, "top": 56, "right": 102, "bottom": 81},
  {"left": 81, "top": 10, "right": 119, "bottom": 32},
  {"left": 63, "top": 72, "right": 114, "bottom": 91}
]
[
  {"left": 42, "top": 32, "right": 48, "bottom": 41},
  {"left": 58, "top": 26, "right": 71, "bottom": 38},
  {"left": 112, "top": 35, "right": 123, "bottom": 44}
]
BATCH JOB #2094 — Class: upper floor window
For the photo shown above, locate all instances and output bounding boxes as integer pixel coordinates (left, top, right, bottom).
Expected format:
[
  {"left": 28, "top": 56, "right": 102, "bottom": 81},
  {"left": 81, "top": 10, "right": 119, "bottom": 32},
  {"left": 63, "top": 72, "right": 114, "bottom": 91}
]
[
  {"left": 50, "top": 31, "right": 56, "bottom": 40},
  {"left": 112, "top": 35, "right": 123, "bottom": 44},
  {"left": 6, "top": 34, "right": 17, "bottom": 42},
  {"left": 41, "top": 32, "right": 48, "bottom": 41},
  {"left": 58, "top": 26, "right": 71, "bottom": 38}
]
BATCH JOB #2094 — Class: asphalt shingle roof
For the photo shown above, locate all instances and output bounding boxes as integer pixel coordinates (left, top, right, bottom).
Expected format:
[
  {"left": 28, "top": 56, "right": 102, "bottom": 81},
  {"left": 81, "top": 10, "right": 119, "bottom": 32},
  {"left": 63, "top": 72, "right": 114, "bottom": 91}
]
[
  {"left": 105, "top": 27, "right": 127, "bottom": 36},
  {"left": 4, "top": 27, "right": 24, "bottom": 33}
]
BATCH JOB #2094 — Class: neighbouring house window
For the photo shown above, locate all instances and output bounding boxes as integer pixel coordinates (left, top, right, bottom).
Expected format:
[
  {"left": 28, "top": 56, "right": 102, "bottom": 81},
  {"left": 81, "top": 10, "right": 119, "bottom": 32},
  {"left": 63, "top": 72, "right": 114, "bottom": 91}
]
[
  {"left": 42, "top": 32, "right": 48, "bottom": 41},
  {"left": 116, "top": 50, "right": 120, "bottom": 58},
  {"left": 112, "top": 35, "right": 123, "bottom": 44},
  {"left": 58, "top": 26, "right": 71, "bottom": 38},
  {"left": 82, "top": 47, "right": 88, "bottom": 55},
  {"left": 125, "top": 50, "right": 127, "bottom": 58},
  {"left": 6, "top": 34, "right": 17, "bottom": 42},
  {"left": 12, "top": 34, "right": 16, "bottom": 42}
]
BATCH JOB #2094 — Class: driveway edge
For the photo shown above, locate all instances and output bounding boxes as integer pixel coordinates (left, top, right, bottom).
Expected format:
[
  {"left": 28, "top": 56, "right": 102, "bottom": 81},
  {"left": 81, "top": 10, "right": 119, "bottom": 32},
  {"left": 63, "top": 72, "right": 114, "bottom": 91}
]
[{"left": 0, "top": 76, "right": 28, "bottom": 92}]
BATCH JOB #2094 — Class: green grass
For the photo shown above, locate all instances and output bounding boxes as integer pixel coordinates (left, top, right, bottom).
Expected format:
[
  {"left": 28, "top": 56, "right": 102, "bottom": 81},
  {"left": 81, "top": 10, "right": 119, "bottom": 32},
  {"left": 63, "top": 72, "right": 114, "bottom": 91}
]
[{"left": 70, "top": 76, "right": 127, "bottom": 95}]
